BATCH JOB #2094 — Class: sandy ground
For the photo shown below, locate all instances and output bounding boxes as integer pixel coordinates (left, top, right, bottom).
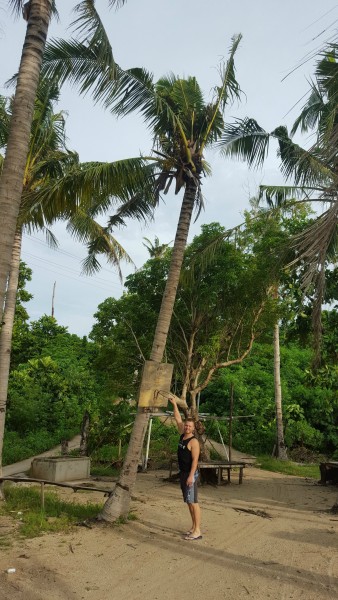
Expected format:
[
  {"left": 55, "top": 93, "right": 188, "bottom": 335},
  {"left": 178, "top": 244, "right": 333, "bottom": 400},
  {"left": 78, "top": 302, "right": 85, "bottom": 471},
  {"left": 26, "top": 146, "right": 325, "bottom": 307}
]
[{"left": 0, "top": 464, "right": 338, "bottom": 600}]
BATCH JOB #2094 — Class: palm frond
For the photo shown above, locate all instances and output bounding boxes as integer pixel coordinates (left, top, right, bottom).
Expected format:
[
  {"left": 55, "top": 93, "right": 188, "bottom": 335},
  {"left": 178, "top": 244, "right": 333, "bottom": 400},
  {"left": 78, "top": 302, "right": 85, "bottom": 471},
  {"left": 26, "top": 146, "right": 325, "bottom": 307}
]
[
  {"left": 42, "top": 37, "right": 118, "bottom": 102},
  {"left": 199, "top": 34, "right": 242, "bottom": 152},
  {"left": 287, "top": 200, "right": 338, "bottom": 364},
  {"left": 81, "top": 230, "right": 131, "bottom": 280},
  {"left": 71, "top": 1, "right": 117, "bottom": 64},
  {"left": 21, "top": 158, "right": 158, "bottom": 224},
  {"left": 274, "top": 125, "right": 334, "bottom": 186},
  {"left": 288, "top": 201, "right": 338, "bottom": 283},
  {"left": 0, "top": 96, "right": 11, "bottom": 147},
  {"left": 105, "top": 191, "right": 157, "bottom": 229},
  {"left": 43, "top": 227, "right": 59, "bottom": 249},
  {"left": 219, "top": 117, "right": 271, "bottom": 168},
  {"left": 108, "top": 0, "right": 128, "bottom": 8},
  {"left": 65, "top": 209, "right": 133, "bottom": 279},
  {"left": 290, "top": 80, "right": 324, "bottom": 136},
  {"left": 259, "top": 184, "right": 319, "bottom": 206}
]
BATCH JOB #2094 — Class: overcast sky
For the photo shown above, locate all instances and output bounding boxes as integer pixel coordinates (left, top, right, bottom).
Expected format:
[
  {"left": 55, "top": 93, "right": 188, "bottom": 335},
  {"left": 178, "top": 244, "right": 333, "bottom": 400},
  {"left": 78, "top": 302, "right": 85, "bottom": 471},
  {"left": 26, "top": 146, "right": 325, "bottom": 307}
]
[{"left": 0, "top": 0, "right": 337, "bottom": 336}]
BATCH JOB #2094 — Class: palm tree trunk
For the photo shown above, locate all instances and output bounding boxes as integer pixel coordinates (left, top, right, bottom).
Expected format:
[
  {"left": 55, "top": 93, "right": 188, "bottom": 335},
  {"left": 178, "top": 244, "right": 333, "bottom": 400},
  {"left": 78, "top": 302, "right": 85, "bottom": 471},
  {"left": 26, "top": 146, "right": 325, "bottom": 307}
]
[
  {"left": 0, "top": 230, "right": 22, "bottom": 499},
  {"left": 273, "top": 321, "right": 288, "bottom": 460},
  {"left": 0, "top": 0, "right": 52, "bottom": 320},
  {"left": 99, "top": 182, "right": 197, "bottom": 522}
]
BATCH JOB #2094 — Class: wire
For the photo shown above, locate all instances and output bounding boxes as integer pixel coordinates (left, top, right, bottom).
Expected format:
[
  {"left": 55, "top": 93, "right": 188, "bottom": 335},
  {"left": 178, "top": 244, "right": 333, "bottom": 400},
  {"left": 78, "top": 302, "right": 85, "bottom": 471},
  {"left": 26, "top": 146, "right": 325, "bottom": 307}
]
[
  {"left": 22, "top": 250, "right": 123, "bottom": 288},
  {"left": 23, "top": 233, "right": 131, "bottom": 278},
  {"left": 22, "top": 258, "right": 122, "bottom": 293}
]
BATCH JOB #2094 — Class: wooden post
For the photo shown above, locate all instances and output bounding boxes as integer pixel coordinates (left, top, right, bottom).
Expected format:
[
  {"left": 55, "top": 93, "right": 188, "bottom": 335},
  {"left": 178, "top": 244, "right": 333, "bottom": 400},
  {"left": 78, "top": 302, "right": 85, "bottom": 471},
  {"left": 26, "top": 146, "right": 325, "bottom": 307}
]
[
  {"left": 216, "top": 421, "right": 229, "bottom": 461},
  {"left": 40, "top": 482, "right": 45, "bottom": 511},
  {"left": 229, "top": 383, "right": 234, "bottom": 464},
  {"left": 143, "top": 417, "right": 153, "bottom": 471}
]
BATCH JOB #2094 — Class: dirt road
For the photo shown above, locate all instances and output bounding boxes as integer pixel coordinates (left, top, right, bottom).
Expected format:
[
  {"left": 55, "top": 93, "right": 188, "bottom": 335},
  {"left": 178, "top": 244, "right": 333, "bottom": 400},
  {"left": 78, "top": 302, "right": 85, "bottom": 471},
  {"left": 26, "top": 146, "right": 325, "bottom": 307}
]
[{"left": 0, "top": 465, "right": 337, "bottom": 599}]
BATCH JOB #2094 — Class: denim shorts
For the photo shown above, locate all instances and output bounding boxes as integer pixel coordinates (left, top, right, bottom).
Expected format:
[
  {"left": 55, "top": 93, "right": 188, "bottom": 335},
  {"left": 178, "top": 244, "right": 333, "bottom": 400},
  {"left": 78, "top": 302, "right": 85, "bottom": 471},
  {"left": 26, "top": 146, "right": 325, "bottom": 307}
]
[{"left": 180, "top": 470, "right": 199, "bottom": 503}]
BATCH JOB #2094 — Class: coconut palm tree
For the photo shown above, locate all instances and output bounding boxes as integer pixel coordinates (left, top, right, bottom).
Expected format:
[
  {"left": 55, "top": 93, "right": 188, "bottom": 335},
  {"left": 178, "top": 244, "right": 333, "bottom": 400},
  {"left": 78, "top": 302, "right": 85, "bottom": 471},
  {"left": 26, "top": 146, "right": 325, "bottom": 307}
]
[
  {"left": 0, "top": 0, "right": 127, "bottom": 328},
  {"left": 43, "top": 31, "right": 242, "bottom": 522},
  {"left": 142, "top": 236, "right": 171, "bottom": 259},
  {"left": 0, "top": 0, "right": 55, "bottom": 322},
  {"left": 0, "top": 74, "right": 155, "bottom": 490},
  {"left": 99, "top": 50, "right": 244, "bottom": 518},
  {"left": 219, "top": 46, "right": 338, "bottom": 360}
]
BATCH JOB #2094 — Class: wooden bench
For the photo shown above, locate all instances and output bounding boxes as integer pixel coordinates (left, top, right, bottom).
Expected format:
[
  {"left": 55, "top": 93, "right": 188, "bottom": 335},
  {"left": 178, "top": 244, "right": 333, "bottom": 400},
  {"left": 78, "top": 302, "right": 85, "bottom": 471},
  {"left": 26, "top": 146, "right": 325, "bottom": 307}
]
[
  {"left": 0, "top": 476, "right": 113, "bottom": 509},
  {"left": 169, "top": 458, "right": 246, "bottom": 484},
  {"left": 319, "top": 461, "right": 338, "bottom": 485}
]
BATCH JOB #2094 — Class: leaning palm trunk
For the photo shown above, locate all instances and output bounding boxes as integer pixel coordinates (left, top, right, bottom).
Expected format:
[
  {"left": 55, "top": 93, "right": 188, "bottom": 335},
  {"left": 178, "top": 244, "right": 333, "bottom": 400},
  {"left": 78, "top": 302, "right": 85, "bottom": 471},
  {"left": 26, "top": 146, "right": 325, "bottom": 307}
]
[
  {"left": 0, "top": 0, "right": 52, "bottom": 320},
  {"left": 273, "top": 321, "right": 288, "bottom": 460},
  {"left": 99, "top": 182, "right": 197, "bottom": 522},
  {"left": 0, "top": 230, "right": 22, "bottom": 499}
]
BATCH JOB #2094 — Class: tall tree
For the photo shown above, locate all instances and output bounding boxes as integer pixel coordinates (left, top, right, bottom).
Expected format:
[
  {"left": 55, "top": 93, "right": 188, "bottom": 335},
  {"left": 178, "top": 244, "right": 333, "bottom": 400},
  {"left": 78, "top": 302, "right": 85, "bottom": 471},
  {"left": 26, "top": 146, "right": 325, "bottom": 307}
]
[
  {"left": 0, "top": 0, "right": 54, "bottom": 321},
  {"left": 91, "top": 222, "right": 275, "bottom": 416},
  {"left": 43, "top": 14, "right": 244, "bottom": 518},
  {"left": 219, "top": 45, "right": 338, "bottom": 360},
  {"left": 44, "top": 27, "right": 243, "bottom": 519},
  {"left": 0, "top": 75, "right": 150, "bottom": 490},
  {"left": 0, "top": 0, "right": 127, "bottom": 330}
]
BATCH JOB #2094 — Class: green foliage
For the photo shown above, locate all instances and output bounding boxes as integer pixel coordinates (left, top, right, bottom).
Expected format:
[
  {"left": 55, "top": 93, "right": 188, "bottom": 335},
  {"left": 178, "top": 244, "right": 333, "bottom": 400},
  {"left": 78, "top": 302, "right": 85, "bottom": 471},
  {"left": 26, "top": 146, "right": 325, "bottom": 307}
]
[
  {"left": 90, "top": 463, "right": 120, "bottom": 477},
  {"left": 6, "top": 312, "right": 103, "bottom": 463},
  {"left": 200, "top": 337, "right": 337, "bottom": 456},
  {"left": 2, "top": 429, "right": 77, "bottom": 466},
  {"left": 147, "top": 420, "right": 178, "bottom": 463},
  {"left": 88, "top": 400, "right": 134, "bottom": 455},
  {"left": 90, "top": 222, "right": 277, "bottom": 404},
  {"left": 285, "top": 420, "right": 324, "bottom": 450},
  {"left": 7, "top": 355, "right": 87, "bottom": 435}
]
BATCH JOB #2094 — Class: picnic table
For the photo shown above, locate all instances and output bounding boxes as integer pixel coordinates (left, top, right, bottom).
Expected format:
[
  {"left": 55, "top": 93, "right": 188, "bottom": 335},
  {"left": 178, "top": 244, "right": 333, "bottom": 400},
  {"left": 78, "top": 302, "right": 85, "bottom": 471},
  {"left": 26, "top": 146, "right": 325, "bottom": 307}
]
[{"left": 169, "top": 458, "right": 247, "bottom": 484}]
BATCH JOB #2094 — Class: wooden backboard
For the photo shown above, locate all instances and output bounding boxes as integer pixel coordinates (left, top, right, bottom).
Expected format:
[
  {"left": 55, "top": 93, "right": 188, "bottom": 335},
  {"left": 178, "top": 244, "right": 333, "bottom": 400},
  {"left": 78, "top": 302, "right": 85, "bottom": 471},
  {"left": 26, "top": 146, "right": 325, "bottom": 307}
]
[{"left": 138, "top": 361, "right": 174, "bottom": 408}]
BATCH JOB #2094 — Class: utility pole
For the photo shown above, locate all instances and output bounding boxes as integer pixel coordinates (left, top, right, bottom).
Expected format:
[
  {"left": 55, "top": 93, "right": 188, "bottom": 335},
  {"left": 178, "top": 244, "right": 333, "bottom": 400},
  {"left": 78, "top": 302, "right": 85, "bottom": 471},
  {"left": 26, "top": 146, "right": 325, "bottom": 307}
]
[
  {"left": 228, "top": 383, "right": 234, "bottom": 463},
  {"left": 51, "top": 281, "right": 56, "bottom": 317}
]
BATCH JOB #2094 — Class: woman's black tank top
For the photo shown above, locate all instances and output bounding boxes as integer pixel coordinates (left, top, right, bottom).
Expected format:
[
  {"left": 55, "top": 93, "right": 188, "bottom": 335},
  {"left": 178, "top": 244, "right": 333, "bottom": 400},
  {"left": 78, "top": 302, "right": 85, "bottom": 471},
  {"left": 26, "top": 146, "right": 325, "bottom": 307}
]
[{"left": 177, "top": 434, "right": 195, "bottom": 473}]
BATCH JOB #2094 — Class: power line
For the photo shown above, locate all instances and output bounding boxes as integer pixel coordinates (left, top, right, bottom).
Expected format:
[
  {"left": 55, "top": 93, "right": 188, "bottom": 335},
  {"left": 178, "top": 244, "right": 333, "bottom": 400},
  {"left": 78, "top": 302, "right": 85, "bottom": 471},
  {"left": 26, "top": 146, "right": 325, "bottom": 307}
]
[
  {"left": 22, "top": 251, "right": 124, "bottom": 289},
  {"left": 23, "top": 233, "right": 131, "bottom": 278},
  {"left": 23, "top": 257, "right": 123, "bottom": 294}
]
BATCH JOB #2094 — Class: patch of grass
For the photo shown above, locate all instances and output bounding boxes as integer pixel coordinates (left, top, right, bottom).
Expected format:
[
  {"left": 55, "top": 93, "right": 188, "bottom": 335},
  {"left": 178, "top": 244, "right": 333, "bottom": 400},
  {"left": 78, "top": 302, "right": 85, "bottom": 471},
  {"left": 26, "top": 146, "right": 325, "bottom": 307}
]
[
  {"left": 0, "top": 535, "right": 12, "bottom": 549},
  {"left": 256, "top": 455, "right": 320, "bottom": 479},
  {"left": 113, "top": 512, "right": 138, "bottom": 526},
  {"left": 0, "top": 485, "right": 103, "bottom": 538},
  {"left": 90, "top": 464, "right": 120, "bottom": 477}
]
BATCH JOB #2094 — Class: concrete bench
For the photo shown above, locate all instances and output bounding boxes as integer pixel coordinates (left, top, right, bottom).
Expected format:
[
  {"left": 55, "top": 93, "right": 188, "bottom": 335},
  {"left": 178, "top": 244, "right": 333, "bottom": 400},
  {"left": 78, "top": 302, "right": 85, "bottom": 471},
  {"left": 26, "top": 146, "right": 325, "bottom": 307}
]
[{"left": 169, "top": 458, "right": 247, "bottom": 484}]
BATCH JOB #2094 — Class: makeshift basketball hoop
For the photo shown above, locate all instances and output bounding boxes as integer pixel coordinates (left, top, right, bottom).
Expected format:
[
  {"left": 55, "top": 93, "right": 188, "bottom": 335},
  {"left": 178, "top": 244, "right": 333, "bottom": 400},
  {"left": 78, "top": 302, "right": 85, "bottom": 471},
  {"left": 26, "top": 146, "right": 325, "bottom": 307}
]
[{"left": 138, "top": 360, "right": 174, "bottom": 408}]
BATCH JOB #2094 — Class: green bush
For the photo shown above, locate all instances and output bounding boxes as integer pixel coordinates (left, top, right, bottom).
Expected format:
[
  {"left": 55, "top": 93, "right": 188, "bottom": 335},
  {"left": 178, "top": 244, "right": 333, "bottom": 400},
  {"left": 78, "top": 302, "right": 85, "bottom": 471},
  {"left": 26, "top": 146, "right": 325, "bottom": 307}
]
[
  {"left": 2, "top": 427, "right": 78, "bottom": 466},
  {"left": 285, "top": 420, "right": 324, "bottom": 450},
  {"left": 147, "top": 420, "right": 178, "bottom": 463},
  {"left": 88, "top": 400, "right": 133, "bottom": 453},
  {"left": 90, "top": 443, "right": 125, "bottom": 463}
]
